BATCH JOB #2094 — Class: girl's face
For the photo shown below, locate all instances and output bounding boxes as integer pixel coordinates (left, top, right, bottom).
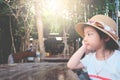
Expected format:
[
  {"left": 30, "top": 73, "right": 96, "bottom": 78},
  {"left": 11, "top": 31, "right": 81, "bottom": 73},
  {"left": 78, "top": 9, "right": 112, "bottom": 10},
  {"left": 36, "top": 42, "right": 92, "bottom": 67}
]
[{"left": 83, "top": 26, "right": 104, "bottom": 51}]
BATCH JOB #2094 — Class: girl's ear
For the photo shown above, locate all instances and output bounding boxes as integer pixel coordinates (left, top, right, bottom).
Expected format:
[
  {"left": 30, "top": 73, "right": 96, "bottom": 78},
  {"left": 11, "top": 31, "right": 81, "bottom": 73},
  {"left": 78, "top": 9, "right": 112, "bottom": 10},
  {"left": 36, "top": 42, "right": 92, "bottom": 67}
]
[{"left": 104, "top": 36, "right": 110, "bottom": 42}]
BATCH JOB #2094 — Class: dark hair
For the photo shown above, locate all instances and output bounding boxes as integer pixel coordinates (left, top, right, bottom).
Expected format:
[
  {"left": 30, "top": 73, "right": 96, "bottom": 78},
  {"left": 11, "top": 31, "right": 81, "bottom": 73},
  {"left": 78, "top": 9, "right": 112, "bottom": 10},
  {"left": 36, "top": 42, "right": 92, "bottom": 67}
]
[{"left": 95, "top": 28, "right": 119, "bottom": 51}]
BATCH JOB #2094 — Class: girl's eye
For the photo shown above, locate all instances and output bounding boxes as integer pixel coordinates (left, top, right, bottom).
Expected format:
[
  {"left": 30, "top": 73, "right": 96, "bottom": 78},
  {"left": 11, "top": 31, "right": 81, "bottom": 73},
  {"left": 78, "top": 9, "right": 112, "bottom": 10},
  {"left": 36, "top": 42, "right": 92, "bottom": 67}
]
[
  {"left": 88, "top": 33, "right": 93, "bottom": 36},
  {"left": 88, "top": 33, "right": 90, "bottom": 36},
  {"left": 83, "top": 32, "right": 93, "bottom": 37}
]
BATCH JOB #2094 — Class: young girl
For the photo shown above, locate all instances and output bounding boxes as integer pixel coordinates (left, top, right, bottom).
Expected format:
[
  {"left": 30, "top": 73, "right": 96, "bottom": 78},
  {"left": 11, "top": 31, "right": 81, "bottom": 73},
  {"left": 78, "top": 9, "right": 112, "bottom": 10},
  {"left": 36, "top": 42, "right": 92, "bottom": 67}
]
[{"left": 67, "top": 15, "right": 120, "bottom": 80}]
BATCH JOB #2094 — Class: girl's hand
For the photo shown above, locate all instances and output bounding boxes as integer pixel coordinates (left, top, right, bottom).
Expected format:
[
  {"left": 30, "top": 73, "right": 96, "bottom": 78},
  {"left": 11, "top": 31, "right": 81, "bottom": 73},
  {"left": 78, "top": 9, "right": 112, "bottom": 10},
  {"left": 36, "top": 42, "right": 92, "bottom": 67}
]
[{"left": 82, "top": 40, "right": 91, "bottom": 54}]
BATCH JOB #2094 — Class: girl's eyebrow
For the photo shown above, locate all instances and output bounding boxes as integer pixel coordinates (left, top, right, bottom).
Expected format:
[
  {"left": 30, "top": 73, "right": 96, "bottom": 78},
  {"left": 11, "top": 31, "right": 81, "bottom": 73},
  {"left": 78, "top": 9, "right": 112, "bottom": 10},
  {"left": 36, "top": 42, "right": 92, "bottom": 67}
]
[{"left": 86, "top": 30, "right": 94, "bottom": 33}]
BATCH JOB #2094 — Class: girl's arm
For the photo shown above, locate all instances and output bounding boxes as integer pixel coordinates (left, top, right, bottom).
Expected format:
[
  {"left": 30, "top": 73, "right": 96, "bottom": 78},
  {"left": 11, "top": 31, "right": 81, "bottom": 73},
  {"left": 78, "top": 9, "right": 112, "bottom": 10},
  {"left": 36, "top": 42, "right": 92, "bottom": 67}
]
[{"left": 67, "top": 44, "right": 86, "bottom": 69}]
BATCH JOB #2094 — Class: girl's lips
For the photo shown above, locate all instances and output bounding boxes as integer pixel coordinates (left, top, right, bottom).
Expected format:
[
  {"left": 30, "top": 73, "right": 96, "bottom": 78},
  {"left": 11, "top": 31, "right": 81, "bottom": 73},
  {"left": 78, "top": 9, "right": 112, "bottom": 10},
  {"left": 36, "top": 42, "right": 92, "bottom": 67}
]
[{"left": 85, "top": 43, "right": 89, "bottom": 46}]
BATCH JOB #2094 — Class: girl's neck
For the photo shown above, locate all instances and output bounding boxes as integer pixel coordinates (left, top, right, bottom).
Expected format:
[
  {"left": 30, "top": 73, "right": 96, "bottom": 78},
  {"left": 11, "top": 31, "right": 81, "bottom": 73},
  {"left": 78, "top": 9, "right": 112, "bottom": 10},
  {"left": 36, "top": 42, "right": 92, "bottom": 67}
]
[{"left": 95, "top": 49, "right": 113, "bottom": 60}]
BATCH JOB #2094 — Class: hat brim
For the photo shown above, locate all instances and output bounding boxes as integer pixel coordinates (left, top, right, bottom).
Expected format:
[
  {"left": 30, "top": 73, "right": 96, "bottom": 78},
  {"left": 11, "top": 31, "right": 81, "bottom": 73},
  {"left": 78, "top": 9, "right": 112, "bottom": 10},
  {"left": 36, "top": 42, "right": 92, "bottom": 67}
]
[{"left": 75, "top": 22, "right": 119, "bottom": 47}]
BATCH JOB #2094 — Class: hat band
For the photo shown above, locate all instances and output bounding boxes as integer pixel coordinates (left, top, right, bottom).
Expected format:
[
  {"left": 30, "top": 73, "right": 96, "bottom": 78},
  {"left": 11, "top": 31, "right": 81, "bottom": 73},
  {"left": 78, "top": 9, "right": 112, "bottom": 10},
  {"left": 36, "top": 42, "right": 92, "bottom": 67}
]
[{"left": 86, "top": 21, "right": 116, "bottom": 35}]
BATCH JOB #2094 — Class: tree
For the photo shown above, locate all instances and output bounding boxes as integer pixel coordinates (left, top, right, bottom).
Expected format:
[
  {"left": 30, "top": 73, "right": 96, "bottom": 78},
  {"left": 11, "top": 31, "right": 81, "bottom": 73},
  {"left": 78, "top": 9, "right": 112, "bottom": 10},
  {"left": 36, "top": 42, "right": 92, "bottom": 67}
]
[
  {"left": 2, "top": 0, "right": 35, "bottom": 52},
  {"left": 34, "top": 0, "right": 45, "bottom": 58}
]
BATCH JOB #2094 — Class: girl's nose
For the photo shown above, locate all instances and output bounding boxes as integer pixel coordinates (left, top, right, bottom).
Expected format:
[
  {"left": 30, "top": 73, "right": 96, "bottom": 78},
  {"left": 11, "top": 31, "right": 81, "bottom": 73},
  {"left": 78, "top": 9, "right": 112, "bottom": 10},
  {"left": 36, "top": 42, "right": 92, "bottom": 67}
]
[{"left": 83, "top": 36, "right": 87, "bottom": 43}]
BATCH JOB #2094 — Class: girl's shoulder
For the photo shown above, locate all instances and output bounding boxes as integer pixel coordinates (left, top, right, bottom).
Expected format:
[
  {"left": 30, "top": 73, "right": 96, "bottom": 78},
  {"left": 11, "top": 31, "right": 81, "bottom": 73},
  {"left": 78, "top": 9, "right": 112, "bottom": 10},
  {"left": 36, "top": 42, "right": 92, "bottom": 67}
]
[
  {"left": 112, "top": 50, "right": 120, "bottom": 60},
  {"left": 113, "top": 50, "right": 120, "bottom": 70},
  {"left": 114, "top": 50, "right": 120, "bottom": 55}
]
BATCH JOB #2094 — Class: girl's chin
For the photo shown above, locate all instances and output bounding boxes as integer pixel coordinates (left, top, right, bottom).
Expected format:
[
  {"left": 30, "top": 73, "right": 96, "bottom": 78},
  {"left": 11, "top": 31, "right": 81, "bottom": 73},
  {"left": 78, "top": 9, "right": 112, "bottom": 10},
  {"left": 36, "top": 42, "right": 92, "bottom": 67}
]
[{"left": 86, "top": 48, "right": 95, "bottom": 52}]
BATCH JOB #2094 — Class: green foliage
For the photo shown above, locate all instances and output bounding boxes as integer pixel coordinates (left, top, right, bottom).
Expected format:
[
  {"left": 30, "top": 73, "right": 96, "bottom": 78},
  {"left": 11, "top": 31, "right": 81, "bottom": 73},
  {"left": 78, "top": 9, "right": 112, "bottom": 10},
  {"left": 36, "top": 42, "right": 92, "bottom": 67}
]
[
  {"left": 0, "top": 0, "right": 3, "bottom": 3},
  {"left": 39, "top": 0, "right": 118, "bottom": 40},
  {"left": 0, "top": 0, "right": 119, "bottom": 49}
]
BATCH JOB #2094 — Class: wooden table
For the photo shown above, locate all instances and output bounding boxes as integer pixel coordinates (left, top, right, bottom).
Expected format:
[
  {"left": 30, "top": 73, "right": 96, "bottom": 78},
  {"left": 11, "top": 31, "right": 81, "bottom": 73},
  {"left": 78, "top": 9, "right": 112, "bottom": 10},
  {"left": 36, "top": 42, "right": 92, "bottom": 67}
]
[
  {"left": 41, "top": 57, "right": 69, "bottom": 62},
  {"left": 0, "top": 62, "right": 79, "bottom": 80}
]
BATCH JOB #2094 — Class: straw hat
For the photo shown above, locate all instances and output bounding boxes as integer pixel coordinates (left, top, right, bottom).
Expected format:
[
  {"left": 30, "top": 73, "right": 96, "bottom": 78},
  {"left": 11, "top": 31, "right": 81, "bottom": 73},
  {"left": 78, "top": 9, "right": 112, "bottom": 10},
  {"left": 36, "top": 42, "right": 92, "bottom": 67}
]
[{"left": 75, "top": 14, "right": 119, "bottom": 46}]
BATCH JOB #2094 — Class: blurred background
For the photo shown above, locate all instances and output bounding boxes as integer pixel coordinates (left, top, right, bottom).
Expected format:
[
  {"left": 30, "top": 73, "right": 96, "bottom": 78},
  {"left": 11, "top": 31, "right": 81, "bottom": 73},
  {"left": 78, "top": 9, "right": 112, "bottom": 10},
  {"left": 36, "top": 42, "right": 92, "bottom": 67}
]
[{"left": 0, "top": 0, "right": 120, "bottom": 64}]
